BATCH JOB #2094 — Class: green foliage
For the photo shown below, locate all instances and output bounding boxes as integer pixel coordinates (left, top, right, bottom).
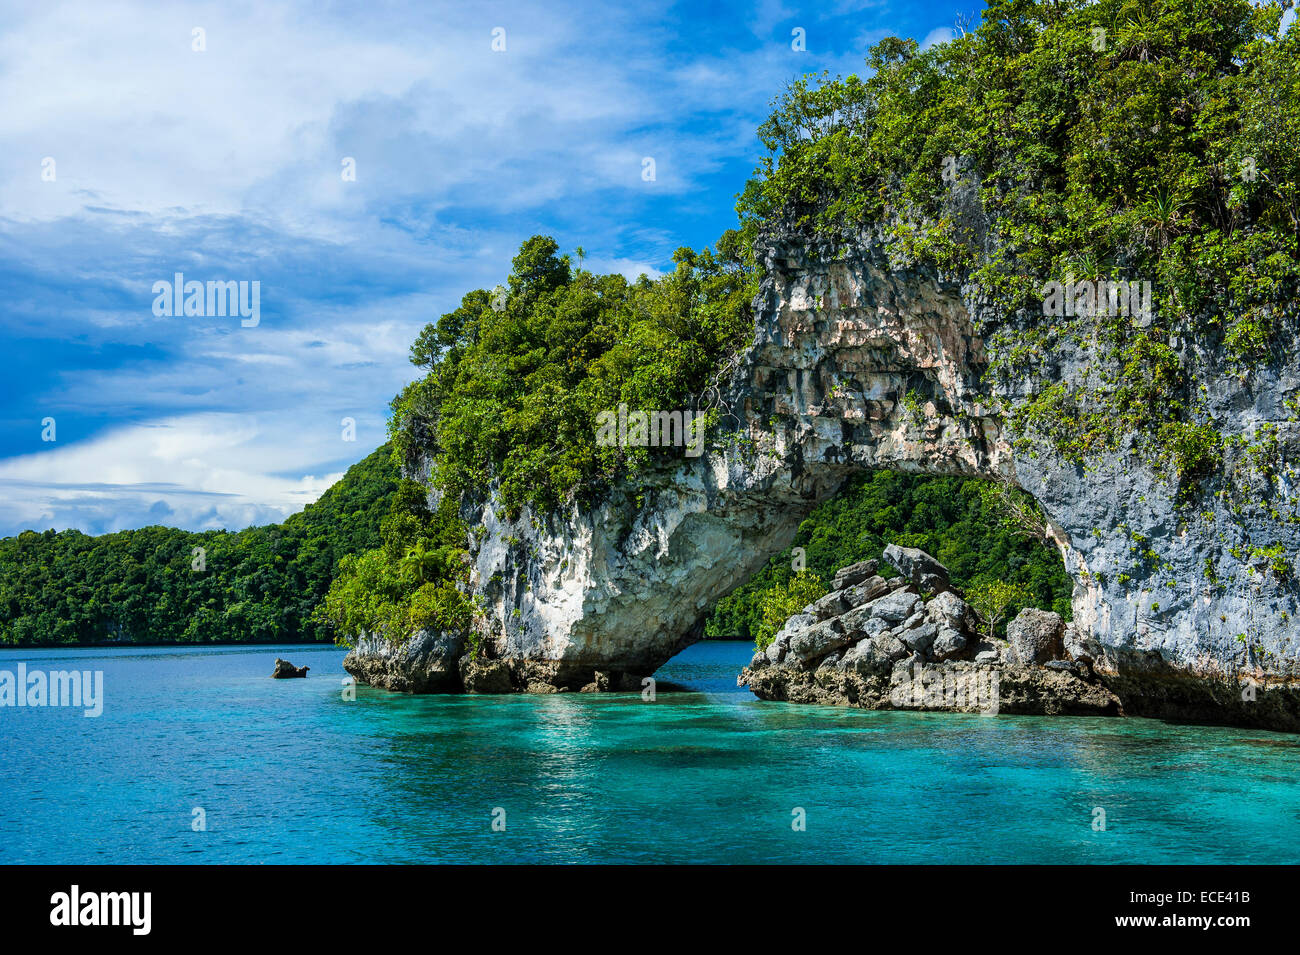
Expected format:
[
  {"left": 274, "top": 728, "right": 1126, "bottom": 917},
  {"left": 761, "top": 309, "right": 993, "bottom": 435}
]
[
  {"left": 317, "top": 474, "right": 474, "bottom": 646},
  {"left": 753, "top": 572, "right": 828, "bottom": 651},
  {"left": 392, "top": 234, "right": 757, "bottom": 517},
  {"left": 736, "top": 0, "right": 1300, "bottom": 501},
  {"left": 0, "top": 445, "right": 401, "bottom": 646},
  {"left": 705, "top": 471, "right": 1073, "bottom": 641},
  {"left": 966, "top": 580, "right": 1036, "bottom": 640}
]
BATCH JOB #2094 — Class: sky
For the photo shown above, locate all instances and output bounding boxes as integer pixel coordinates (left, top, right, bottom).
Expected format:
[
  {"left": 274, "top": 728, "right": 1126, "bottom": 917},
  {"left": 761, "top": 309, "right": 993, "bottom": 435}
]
[{"left": 0, "top": 0, "right": 979, "bottom": 537}]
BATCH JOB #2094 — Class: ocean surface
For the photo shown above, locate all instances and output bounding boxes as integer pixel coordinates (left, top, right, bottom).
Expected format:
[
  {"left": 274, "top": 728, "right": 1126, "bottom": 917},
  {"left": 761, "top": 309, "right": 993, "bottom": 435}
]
[{"left": 1, "top": 641, "right": 1297, "bottom": 864}]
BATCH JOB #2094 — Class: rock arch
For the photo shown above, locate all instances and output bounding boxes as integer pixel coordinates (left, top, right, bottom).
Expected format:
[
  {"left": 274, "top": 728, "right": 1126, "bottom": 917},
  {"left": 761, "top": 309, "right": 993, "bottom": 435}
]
[{"left": 348, "top": 235, "right": 1300, "bottom": 729}]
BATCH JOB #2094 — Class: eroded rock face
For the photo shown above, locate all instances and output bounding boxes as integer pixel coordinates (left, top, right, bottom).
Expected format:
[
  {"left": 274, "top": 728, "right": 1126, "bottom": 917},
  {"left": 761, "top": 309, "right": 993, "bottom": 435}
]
[
  {"left": 1006, "top": 609, "right": 1066, "bottom": 666},
  {"left": 345, "top": 232, "right": 1300, "bottom": 728},
  {"left": 343, "top": 630, "right": 464, "bottom": 693}
]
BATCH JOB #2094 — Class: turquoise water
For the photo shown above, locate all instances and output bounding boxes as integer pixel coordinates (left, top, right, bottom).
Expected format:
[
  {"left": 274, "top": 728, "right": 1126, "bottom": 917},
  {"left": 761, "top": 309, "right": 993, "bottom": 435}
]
[{"left": 0, "top": 640, "right": 1297, "bottom": 864}]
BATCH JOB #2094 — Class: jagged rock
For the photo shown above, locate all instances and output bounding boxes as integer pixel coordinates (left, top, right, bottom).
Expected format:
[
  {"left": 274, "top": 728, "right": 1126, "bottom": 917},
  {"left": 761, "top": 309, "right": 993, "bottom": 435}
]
[
  {"left": 779, "top": 613, "right": 816, "bottom": 636},
  {"left": 899, "top": 610, "right": 927, "bottom": 631},
  {"left": 343, "top": 630, "right": 465, "bottom": 693},
  {"left": 930, "top": 628, "right": 968, "bottom": 662},
  {"left": 926, "top": 591, "right": 978, "bottom": 634},
  {"left": 787, "top": 618, "right": 850, "bottom": 664},
  {"left": 893, "top": 653, "right": 925, "bottom": 682},
  {"left": 867, "top": 589, "right": 922, "bottom": 624},
  {"left": 1006, "top": 609, "right": 1066, "bottom": 666},
  {"left": 840, "top": 575, "right": 890, "bottom": 608},
  {"left": 839, "top": 606, "right": 891, "bottom": 639},
  {"left": 271, "top": 658, "right": 309, "bottom": 679},
  {"left": 807, "top": 589, "right": 850, "bottom": 620},
  {"left": 832, "top": 559, "right": 879, "bottom": 590},
  {"left": 1063, "top": 623, "right": 1098, "bottom": 664},
  {"left": 899, "top": 621, "right": 938, "bottom": 654},
  {"left": 842, "top": 632, "right": 909, "bottom": 676},
  {"left": 974, "top": 650, "right": 999, "bottom": 664},
  {"left": 1044, "top": 659, "right": 1080, "bottom": 676},
  {"left": 884, "top": 544, "right": 951, "bottom": 595},
  {"left": 459, "top": 657, "right": 514, "bottom": 693}
]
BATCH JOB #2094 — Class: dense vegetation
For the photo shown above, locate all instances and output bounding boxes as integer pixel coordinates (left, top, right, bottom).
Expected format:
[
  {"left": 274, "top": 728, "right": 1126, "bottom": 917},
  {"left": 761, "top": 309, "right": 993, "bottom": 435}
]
[
  {"left": 0, "top": 446, "right": 399, "bottom": 645},
  {"left": 321, "top": 235, "right": 757, "bottom": 642},
  {"left": 705, "top": 470, "right": 1072, "bottom": 645},
  {"left": 736, "top": 0, "right": 1300, "bottom": 502},
  {"left": 393, "top": 234, "right": 755, "bottom": 516}
]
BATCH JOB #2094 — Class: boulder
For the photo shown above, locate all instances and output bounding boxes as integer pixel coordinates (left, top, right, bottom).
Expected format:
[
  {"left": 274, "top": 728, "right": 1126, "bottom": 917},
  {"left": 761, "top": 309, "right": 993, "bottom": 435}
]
[
  {"left": 1005, "top": 608, "right": 1066, "bottom": 665},
  {"left": 271, "top": 658, "right": 309, "bottom": 679},
  {"left": 925, "top": 591, "right": 978, "bottom": 635},
  {"left": 779, "top": 612, "right": 816, "bottom": 636},
  {"left": 930, "top": 627, "right": 968, "bottom": 662},
  {"left": 899, "top": 621, "right": 938, "bottom": 654},
  {"left": 974, "top": 650, "right": 1000, "bottom": 664},
  {"left": 832, "top": 559, "right": 879, "bottom": 590},
  {"left": 807, "top": 589, "right": 850, "bottom": 620},
  {"left": 838, "top": 606, "right": 891, "bottom": 640},
  {"left": 787, "top": 618, "right": 851, "bottom": 664},
  {"left": 842, "top": 632, "right": 909, "bottom": 676},
  {"left": 884, "top": 544, "right": 951, "bottom": 595},
  {"left": 899, "top": 610, "right": 927, "bottom": 632},
  {"left": 866, "top": 588, "right": 922, "bottom": 624},
  {"left": 840, "top": 575, "right": 890, "bottom": 607}
]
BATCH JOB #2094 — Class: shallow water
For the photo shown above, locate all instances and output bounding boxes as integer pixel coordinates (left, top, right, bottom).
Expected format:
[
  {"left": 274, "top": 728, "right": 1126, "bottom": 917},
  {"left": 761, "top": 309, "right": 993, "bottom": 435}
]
[{"left": 0, "top": 641, "right": 1296, "bottom": 863}]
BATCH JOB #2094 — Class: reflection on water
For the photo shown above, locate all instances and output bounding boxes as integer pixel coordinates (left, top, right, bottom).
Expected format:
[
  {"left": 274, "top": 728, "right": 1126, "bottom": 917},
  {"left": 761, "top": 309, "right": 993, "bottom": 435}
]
[{"left": 1, "top": 640, "right": 1297, "bottom": 863}]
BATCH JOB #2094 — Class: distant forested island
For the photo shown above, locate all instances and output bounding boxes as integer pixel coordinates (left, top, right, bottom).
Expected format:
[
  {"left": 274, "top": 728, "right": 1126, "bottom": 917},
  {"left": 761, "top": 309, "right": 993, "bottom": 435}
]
[
  {"left": 0, "top": 446, "right": 398, "bottom": 645},
  {"left": 0, "top": 437, "right": 1067, "bottom": 646}
]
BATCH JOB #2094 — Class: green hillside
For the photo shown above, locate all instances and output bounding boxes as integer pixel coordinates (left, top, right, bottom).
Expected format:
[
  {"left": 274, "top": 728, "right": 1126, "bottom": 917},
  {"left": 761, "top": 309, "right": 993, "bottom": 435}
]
[{"left": 0, "top": 445, "right": 400, "bottom": 646}]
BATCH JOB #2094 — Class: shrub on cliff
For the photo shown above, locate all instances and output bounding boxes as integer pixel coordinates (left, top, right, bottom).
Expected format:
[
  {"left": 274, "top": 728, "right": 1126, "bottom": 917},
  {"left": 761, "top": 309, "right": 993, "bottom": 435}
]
[
  {"left": 754, "top": 572, "right": 829, "bottom": 651},
  {"left": 392, "top": 234, "right": 755, "bottom": 518},
  {"left": 316, "top": 479, "right": 475, "bottom": 645}
]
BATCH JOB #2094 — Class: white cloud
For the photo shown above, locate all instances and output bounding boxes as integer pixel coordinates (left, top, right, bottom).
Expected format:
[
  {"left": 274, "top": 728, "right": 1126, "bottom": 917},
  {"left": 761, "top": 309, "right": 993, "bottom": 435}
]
[
  {"left": 0, "top": 0, "right": 900, "bottom": 537},
  {"left": 0, "top": 412, "right": 356, "bottom": 535},
  {"left": 920, "top": 26, "right": 955, "bottom": 50}
]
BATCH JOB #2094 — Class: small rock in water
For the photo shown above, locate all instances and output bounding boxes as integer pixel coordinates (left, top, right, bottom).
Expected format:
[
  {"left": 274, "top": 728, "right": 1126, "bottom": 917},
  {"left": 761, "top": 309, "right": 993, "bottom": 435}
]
[{"left": 271, "top": 658, "right": 309, "bottom": 679}]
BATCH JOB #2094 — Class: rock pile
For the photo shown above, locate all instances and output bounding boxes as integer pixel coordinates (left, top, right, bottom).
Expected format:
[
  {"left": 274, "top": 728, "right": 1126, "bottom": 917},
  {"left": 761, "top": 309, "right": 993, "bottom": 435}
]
[{"left": 741, "top": 546, "right": 1122, "bottom": 716}]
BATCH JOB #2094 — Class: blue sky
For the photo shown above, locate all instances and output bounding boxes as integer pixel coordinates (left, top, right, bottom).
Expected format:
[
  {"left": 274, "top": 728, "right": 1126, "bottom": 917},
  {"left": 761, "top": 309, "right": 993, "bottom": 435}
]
[{"left": 0, "top": 0, "right": 978, "bottom": 537}]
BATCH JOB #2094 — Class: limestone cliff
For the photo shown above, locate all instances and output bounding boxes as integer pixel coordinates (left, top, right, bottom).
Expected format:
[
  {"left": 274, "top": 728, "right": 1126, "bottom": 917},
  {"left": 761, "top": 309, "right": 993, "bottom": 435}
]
[{"left": 345, "top": 231, "right": 1300, "bottom": 731}]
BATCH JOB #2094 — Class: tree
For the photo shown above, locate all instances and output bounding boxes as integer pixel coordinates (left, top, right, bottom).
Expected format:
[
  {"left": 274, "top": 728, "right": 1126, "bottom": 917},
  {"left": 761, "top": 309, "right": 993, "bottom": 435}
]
[
  {"left": 966, "top": 580, "right": 1034, "bottom": 641},
  {"left": 754, "top": 572, "right": 828, "bottom": 651}
]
